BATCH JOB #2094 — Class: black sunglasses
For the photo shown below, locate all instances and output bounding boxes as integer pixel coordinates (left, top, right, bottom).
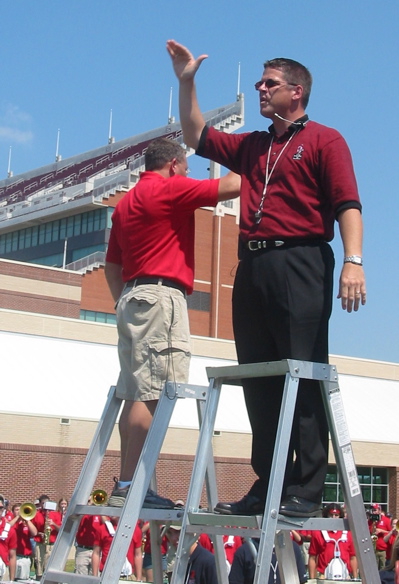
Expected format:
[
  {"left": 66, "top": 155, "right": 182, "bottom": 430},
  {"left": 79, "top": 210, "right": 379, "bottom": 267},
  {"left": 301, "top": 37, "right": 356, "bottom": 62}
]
[{"left": 254, "top": 79, "right": 298, "bottom": 91}]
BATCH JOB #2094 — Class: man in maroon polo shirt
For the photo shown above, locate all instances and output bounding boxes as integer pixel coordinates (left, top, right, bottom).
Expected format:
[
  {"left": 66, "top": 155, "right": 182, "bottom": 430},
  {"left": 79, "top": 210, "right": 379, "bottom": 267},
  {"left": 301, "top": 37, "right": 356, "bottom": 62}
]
[{"left": 167, "top": 40, "right": 366, "bottom": 518}]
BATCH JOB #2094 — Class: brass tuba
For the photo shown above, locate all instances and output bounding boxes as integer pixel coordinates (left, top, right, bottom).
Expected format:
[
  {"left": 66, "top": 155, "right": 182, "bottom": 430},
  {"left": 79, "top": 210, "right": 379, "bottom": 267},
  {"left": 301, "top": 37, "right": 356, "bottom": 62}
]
[
  {"left": 20, "top": 502, "right": 37, "bottom": 521},
  {"left": 91, "top": 489, "right": 108, "bottom": 506}
]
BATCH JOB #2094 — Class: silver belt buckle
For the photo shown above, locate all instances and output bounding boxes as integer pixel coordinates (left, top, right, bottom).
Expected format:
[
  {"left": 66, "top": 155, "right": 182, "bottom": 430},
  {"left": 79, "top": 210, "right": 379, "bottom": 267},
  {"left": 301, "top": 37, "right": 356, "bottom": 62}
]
[
  {"left": 248, "top": 240, "right": 262, "bottom": 251},
  {"left": 275, "top": 240, "right": 284, "bottom": 247}
]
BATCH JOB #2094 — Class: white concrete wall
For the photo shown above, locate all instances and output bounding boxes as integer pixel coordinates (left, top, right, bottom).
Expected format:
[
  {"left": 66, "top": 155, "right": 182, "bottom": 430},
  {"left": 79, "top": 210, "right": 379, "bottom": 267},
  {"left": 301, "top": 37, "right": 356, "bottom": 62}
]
[{"left": 0, "top": 329, "right": 397, "bottom": 444}]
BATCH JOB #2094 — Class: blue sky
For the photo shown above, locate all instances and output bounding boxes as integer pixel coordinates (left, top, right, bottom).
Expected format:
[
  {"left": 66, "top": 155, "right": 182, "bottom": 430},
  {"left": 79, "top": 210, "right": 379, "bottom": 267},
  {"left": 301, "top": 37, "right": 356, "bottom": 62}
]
[{"left": 1, "top": 0, "right": 398, "bottom": 364}]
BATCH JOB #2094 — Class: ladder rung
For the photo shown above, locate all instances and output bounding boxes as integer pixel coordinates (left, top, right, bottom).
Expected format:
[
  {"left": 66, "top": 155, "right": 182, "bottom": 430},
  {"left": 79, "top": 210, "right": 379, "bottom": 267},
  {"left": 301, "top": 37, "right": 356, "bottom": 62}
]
[{"left": 72, "top": 505, "right": 184, "bottom": 522}]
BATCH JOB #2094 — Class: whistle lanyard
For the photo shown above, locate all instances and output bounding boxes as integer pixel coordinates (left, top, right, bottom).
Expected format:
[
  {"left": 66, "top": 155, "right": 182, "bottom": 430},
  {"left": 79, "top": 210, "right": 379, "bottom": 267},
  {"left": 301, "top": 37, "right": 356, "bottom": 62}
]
[{"left": 254, "top": 130, "right": 299, "bottom": 224}]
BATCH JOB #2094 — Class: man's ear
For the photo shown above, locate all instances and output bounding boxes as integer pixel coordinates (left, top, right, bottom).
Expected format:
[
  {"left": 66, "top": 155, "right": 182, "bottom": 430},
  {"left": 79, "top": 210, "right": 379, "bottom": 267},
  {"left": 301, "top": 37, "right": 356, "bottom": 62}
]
[
  {"left": 291, "top": 84, "right": 304, "bottom": 105},
  {"left": 169, "top": 158, "right": 177, "bottom": 176}
]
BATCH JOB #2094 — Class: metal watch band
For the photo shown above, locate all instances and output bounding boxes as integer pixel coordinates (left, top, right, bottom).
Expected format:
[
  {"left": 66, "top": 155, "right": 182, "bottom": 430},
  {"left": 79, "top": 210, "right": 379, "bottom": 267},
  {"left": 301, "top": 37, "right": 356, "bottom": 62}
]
[{"left": 343, "top": 255, "right": 363, "bottom": 265}]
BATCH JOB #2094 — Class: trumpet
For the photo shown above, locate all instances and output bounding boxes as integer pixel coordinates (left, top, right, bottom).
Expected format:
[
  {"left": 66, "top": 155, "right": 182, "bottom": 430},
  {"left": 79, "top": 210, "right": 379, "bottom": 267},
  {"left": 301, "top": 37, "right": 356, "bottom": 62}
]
[
  {"left": 20, "top": 502, "right": 37, "bottom": 521},
  {"left": 92, "top": 489, "right": 108, "bottom": 506}
]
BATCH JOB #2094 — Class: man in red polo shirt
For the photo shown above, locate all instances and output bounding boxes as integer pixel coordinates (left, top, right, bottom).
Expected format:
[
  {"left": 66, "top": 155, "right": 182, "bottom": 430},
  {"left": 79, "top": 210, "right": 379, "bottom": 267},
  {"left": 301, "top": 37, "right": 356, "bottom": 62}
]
[
  {"left": 8, "top": 503, "right": 38, "bottom": 580},
  {"left": 74, "top": 495, "right": 101, "bottom": 575},
  {"left": 105, "top": 137, "right": 240, "bottom": 508},
  {"left": 168, "top": 40, "right": 366, "bottom": 518},
  {"left": 0, "top": 509, "right": 17, "bottom": 582},
  {"left": 91, "top": 517, "right": 142, "bottom": 578},
  {"left": 308, "top": 504, "right": 358, "bottom": 578},
  {"left": 32, "top": 495, "right": 61, "bottom": 579},
  {"left": 368, "top": 503, "right": 391, "bottom": 569}
]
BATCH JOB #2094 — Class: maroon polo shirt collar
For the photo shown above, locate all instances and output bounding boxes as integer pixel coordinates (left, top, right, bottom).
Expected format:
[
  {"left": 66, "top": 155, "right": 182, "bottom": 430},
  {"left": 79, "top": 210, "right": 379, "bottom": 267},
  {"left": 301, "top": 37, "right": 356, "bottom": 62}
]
[{"left": 268, "top": 115, "right": 309, "bottom": 137}]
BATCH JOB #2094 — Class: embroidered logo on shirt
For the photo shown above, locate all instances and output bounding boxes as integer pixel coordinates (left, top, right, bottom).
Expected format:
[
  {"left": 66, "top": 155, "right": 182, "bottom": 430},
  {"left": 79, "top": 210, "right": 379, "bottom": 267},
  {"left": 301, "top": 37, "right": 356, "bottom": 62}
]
[{"left": 293, "top": 145, "right": 304, "bottom": 160}]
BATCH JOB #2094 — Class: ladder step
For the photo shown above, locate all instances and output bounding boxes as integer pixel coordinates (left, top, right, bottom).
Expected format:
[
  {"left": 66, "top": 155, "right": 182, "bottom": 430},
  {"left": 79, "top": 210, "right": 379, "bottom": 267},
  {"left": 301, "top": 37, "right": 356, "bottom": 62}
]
[
  {"left": 185, "top": 511, "right": 348, "bottom": 537},
  {"left": 44, "top": 570, "right": 100, "bottom": 584}
]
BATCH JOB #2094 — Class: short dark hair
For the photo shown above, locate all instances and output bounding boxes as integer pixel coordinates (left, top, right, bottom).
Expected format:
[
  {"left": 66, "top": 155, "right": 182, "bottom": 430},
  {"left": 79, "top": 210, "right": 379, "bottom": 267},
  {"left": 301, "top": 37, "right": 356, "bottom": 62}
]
[
  {"left": 145, "top": 138, "right": 186, "bottom": 171},
  {"left": 263, "top": 57, "right": 312, "bottom": 108}
]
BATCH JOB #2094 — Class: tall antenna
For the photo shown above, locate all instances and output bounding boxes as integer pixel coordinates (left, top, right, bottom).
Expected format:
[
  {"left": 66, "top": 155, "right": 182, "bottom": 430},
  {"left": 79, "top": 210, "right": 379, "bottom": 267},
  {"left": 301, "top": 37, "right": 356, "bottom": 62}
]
[
  {"left": 108, "top": 109, "right": 115, "bottom": 144},
  {"left": 237, "top": 62, "right": 241, "bottom": 97},
  {"left": 55, "top": 129, "right": 62, "bottom": 162},
  {"left": 168, "top": 87, "right": 175, "bottom": 124},
  {"left": 7, "top": 146, "right": 13, "bottom": 178}
]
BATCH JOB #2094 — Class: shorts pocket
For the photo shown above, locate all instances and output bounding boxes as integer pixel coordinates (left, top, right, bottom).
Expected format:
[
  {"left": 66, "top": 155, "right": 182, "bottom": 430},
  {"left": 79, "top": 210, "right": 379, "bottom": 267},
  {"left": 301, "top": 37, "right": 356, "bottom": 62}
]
[
  {"left": 125, "top": 288, "right": 159, "bottom": 306},
  {"left": 148, "top": 339, "right": 191, "bottom": 390}
]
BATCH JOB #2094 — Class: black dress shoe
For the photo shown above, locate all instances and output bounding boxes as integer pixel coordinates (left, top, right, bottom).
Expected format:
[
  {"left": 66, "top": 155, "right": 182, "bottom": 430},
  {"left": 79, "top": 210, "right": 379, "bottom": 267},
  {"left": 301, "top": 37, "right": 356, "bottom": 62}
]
[
  {"left": 279, "top": 495, "right": 322, "bottom": 518},
  {"left": 214, "top": 493, "right": 265, "bottom": 516}
]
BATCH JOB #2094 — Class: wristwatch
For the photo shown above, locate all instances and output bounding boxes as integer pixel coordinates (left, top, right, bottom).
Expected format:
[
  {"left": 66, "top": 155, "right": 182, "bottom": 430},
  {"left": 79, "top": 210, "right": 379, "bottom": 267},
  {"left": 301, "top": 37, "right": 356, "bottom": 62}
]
[{"left": 344, "top": 255, "right": 363, "bottom": 266}]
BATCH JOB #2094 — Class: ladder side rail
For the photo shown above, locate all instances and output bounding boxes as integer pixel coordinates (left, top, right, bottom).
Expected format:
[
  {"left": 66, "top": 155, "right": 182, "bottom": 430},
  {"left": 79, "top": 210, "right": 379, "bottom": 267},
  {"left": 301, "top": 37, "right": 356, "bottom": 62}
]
[
  {"left": 148, "top": 473, "right": 164, "bottom": 584},
  {"left": 274, "top": 531, "right": 300, "bottom": 584},
  {"left": 100, "top": 384, "right": 178, "bottom": 583},
  {"left": 42, "top": 385, "right": 121, "bottom": 582},
  {"left": 171, "top": 377, "right": 223, "bottom": 584},
  {"left": 254, "top": 374, "right": 300, "bottom": 584},
  {"left": 196, "top": 398, "right": 219, "bottom": 513},
  {"left": 196, "top": 398, "right": 228, "bottom": 584},
  {"left": 149, "top": 519, "right": 164, "bottom": 584},
  {"left": 321, "top": 378, "right": 380, "bottom": 584}
]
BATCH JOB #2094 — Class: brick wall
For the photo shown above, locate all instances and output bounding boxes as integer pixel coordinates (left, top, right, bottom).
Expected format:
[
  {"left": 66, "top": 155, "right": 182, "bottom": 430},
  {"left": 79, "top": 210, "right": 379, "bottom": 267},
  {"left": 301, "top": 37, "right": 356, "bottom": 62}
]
[
  {"left": 0, "top": 260, "right": 81, "bottom": 286},
  {"left": 81, "top": 267, "right": 115, "bottom": 314},
  {"left": 388, "top": 467, "right": 399, "bottom": 515},
  {"left": 0, "top": 290, "right": 80, "bottom": 318},
  {"left": 0, "top": 259, "right": 81, "bottom": 318},
  {"left": 0, "top": 442, "right": 254, "bottom": 509}
]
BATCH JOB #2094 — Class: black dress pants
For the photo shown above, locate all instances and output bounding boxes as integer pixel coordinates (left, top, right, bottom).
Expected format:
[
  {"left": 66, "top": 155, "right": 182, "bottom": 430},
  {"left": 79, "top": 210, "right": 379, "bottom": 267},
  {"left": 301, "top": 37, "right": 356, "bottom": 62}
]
[{"left": 232, "top": 241, "right": 334, "bottom": 504}]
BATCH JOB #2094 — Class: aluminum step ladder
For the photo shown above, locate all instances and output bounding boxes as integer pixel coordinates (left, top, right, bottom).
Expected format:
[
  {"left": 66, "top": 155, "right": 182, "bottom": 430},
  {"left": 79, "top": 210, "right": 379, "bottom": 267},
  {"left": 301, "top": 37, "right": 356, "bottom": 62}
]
[
  {"left": 170, "top": 359, "right": 380, "bottom": 584},
  {"left": 40, "top": 381, "right": 213, "bottom": 584},
  {"left": 41, "top": 359, "right": 379, "bottom": 584}
]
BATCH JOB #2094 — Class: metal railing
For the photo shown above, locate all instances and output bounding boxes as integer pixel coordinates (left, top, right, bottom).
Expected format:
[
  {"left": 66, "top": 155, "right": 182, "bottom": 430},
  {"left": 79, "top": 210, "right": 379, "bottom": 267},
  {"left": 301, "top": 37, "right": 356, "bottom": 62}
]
[{"left": 65, "top": 251, "right": 106, "bottom": 273}]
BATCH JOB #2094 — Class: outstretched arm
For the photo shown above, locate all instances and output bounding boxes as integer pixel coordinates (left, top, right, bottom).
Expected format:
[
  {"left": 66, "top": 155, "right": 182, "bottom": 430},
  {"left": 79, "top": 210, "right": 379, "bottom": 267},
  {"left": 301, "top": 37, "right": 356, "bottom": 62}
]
[
  {"left": 166, "top": 40, "right": 207, "bottom": 150},
  {"left": 217, "top": 171, "right": 241, "bottom": 202}
]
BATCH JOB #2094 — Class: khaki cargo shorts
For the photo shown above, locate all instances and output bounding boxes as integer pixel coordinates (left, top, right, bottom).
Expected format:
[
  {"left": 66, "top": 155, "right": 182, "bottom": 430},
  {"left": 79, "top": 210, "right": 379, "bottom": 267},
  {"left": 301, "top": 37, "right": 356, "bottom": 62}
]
[{"left": 115, "top": 282, "right": 191, "bottom": 401}]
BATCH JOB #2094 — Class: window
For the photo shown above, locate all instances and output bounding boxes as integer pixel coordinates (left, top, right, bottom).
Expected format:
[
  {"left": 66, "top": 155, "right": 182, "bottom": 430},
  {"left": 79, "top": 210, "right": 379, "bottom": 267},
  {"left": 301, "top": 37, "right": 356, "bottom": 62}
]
[
  {"left": 25, "top": 227, "right": 32, "bottom": 248},
  {"left": 38, "top": 225, "right": 46, "bottom": 245},
  {"left": 73, "top": 215, "right": 82, "bottom": 236},
  {"left": 323, "top": 465, "right": 389, "bottom": 511},
  {"left": 87, "top": 211, "right": 94, "bottom": 233},
  {"left": 11, "top": 232, "right": 19, "bottom": 251},
  {"left": 52, "top": 220, "right": 60, "bottom": 241},
  {"left": 66, "top": 217, "right": 74, "bottom": 238},
  {"left": 45, "top": 223, "right": 52, "bottom": 243},
  {"left": 187, "top": 290, "right": 211, "bottom": 312},
  {"left": 31, "top": 226, "right": 38, "bottom": 246},
  {"left": 60, "top": 218, "right": 67, "bottom": 240},
  {"left": 5, "top": 233, "right": 11, "bottom": 252},
  {"left": 80, "top": 310, "right": 117, "bottom": 325}
]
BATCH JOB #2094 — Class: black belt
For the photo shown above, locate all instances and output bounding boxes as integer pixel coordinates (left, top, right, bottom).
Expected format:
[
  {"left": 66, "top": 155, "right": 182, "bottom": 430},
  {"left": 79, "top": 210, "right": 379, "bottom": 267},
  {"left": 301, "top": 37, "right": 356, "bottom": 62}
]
[
  {"left": 126, "top": 277, "right": 186, "bottom": 296},
  {"left": 244, "top": 238, "right": 323, "bottom": 252},
  {"left": 77, "top": 545, "right": 93, "bottom": 550},
  {"left": 17, "top": 554, "right": 31, "bottom": 558}
]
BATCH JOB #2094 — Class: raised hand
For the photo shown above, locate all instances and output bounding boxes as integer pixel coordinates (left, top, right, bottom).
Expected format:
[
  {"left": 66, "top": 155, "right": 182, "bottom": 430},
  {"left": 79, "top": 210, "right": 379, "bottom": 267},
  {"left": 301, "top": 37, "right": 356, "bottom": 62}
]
[{"left": 166, "top": 39, "right": 208, "bottom": 82}]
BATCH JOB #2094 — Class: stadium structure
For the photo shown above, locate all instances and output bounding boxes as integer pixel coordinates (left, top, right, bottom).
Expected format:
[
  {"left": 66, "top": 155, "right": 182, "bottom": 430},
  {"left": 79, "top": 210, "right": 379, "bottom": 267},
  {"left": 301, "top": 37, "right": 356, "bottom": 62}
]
[{"left": 0, "top": 93, "right": 398, "bottom": 518}]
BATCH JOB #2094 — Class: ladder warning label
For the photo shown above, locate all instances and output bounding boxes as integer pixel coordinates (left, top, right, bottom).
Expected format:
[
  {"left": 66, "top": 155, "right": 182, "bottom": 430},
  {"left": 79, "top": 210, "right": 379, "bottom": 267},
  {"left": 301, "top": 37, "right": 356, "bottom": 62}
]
[
  {"left": 330, "top": 392, "right": 351, "bottom": 446},
  {"left": 342, "top": 445, "right": 361, "bottom": 497}
]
